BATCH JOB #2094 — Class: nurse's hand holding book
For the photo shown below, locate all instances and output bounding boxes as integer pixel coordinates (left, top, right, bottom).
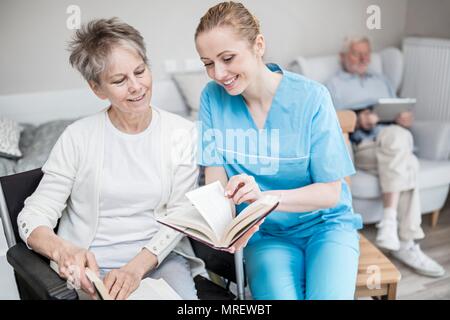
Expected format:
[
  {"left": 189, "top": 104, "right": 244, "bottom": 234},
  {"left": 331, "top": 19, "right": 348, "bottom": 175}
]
[{"left": 223, "top": 174, "right": 266, "bottom": 253}]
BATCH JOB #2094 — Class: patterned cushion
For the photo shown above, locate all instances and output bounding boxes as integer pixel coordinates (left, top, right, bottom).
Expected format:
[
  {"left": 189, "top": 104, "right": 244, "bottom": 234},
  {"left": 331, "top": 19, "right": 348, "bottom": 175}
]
[
  {"left": 0, "top": 117, "right": 23, "bottom": 159},
  {"left": 15, "top": 119, "right": 75, "bottom": 173}
]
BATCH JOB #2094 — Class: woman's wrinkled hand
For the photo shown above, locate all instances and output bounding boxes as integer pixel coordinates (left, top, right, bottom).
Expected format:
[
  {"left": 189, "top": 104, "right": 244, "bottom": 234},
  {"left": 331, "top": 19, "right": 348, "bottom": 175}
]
[
  {"left": 103, "top": 266, "right": 142, "bottom": 300},
  {"left": 53, "top": 241, "right": 99, "bottom": 298}
]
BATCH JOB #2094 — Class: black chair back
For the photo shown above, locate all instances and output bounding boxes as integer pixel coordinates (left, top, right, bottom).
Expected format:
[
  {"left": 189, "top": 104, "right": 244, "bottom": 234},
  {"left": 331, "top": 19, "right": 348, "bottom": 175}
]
[
  {"left": 0, "top": 168, "right": 43, "bottom": 245},
  {"left": 190, "top": 240, "right": 245, "bottom": 285}
]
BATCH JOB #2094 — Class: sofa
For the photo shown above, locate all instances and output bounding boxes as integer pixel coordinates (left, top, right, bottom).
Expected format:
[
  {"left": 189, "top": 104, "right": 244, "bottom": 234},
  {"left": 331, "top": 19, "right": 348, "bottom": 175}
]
[{"left": 289, "top": 47, "right": 450, "bottom": 225}]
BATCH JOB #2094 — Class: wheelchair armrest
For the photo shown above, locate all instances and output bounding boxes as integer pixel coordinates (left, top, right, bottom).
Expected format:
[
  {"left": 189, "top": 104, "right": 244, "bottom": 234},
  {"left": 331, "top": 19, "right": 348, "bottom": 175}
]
[
  {"left": 194, "top": 275, "right": 236, "bottom": 300},
  {"left": 6, "top": 243, "right": 78, "bottom": 300},
  {"left": 411, "top": 121, "right": 450, "bottom": 161}
]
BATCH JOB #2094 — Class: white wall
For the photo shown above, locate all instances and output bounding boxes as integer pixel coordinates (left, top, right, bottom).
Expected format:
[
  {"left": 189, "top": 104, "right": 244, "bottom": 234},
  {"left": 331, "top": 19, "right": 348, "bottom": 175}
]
[
  {"left": 0, "top": 0, "right": 408, "bottom": 95},
  {"left": 405, "top": 0, "right": 450, "bottom": 39}
]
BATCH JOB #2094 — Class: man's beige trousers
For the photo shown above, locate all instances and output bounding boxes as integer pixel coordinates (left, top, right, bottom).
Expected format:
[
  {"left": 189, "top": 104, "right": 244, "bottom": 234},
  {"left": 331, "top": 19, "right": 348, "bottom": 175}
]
[{"left": 354, "top": 125, "right": 425, "bottom": 241}]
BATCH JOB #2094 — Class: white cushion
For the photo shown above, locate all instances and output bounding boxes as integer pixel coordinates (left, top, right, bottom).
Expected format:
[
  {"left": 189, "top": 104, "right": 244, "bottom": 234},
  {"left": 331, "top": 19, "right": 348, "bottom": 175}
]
[
  {"left": 379, "top": 47, "right": 403, "bottom": 92},
  {"left": 290, "top": 47, "right": 402, "bottom": 91},
  {"left": 0, "top": 117, "right": 23, "bottom": 159},
  {"left": 151, "top": 80, "right": 189, "bottom": 117},
  {"left": 172, "top": 71, "right": 210, "bottom": 116},
  {"left": 351, "top": 159, "right": 450, "bottom": 199}
]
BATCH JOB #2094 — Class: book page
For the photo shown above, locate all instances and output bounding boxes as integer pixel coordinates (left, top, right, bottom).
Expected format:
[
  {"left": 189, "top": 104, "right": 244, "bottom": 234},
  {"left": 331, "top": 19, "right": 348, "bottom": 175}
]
[
  {"left": 85, "top": 268, "right": 112, "bottom": 300},
  {"left": 128, "top": 278, "right": 182, "bottom": 300},
  {"left": 224, "top": 217, "right": 258, "bottom": 247},
  {"left": 160, "top": 206, "right": 220, "bottom": 244},
  {"left": 85, "top": 268, "right": 181, "bottom": 300},
  {"left": 180, "top": 227, "right": 221, "bottom": 248},
  {"left": 185, "top": 181, "right": 232, "bottom": 240},
  {"left": 222, "top": 195, "right": 280, "bottom": 246},
  {"left": 224, "top": 195, "right": 280, "bottom": 233}
]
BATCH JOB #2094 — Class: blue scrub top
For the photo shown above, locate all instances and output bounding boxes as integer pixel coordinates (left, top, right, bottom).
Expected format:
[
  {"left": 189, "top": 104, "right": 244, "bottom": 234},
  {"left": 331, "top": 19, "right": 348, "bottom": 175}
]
[{"left": 198, "top": 64, "right": 362, "bottom": 238}]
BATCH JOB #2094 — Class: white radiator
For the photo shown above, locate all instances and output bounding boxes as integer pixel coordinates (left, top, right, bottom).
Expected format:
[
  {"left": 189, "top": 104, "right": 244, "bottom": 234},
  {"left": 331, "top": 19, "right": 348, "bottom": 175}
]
[{"left": 401, "top": 37, "right": 450, "bottom": 121}]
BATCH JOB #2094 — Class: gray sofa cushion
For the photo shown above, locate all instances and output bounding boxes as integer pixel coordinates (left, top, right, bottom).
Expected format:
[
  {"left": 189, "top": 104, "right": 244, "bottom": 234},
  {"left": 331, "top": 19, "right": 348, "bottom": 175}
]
[
  {"left": 18, "top": 123, "right": 37, "bottom": 153},
  {"left": 0, "top": 157, "right": 16, "bottom": 177},
  {"left": 15, "top": 119, "right": 75, "bottom": 173},
  {"left": 0, "top": 117, "right": 23, "bottom": 159},
  {"left": 351, "top": 159, "right": 450, "bottom": 199}
]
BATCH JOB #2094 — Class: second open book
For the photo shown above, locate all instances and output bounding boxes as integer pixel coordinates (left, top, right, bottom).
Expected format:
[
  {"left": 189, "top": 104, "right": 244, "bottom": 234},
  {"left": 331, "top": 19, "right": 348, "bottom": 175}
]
[
  {"left": 157, "top": 181, "right": 280, "bottom": 249},
  {"left": 84, "top": 268, "right": 181, "bottom": 300}
]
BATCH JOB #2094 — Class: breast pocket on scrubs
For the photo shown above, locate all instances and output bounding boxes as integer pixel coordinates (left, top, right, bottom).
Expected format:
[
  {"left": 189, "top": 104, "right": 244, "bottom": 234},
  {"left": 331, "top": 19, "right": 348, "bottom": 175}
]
[{"left": 267, "top": 134, "right": 311, "bottom": 189}]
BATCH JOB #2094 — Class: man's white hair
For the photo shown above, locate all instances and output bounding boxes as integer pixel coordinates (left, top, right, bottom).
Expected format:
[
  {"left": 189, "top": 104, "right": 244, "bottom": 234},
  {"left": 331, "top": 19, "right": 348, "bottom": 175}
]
[{"left": 341, "top": 36, "right": 371, "bottom": 53}]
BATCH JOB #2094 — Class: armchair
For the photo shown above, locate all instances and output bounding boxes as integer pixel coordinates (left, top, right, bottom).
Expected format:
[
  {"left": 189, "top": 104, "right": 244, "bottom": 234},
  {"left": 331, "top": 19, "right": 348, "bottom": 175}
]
[{"left": 289, "top": 47, "right": 450, "bottom": 226}]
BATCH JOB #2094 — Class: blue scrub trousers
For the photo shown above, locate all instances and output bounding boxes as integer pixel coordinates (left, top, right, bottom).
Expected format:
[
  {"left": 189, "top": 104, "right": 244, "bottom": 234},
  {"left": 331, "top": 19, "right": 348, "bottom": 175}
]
[{"left": 244, "top": 227, "right": 360, "bottom": 300}]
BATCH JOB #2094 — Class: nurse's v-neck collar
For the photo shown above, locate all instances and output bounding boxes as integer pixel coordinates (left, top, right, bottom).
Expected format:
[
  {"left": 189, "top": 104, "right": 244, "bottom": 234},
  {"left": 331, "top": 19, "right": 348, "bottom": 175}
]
[{"left": 239, "top": 63, "right": 285, "bottom": 131}]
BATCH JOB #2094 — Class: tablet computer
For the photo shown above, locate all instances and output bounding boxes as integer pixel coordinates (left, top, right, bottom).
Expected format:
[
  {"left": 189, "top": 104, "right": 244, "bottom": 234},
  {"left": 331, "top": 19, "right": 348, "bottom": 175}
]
[{"left": 373, "top": 98, "right": 416, "bottom": 122}]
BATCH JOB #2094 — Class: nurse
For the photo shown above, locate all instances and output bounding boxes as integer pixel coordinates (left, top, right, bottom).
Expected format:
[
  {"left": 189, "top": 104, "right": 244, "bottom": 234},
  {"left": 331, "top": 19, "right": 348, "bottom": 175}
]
[{"left": 195, "top": 2, "right": 363, "bottom": 300}]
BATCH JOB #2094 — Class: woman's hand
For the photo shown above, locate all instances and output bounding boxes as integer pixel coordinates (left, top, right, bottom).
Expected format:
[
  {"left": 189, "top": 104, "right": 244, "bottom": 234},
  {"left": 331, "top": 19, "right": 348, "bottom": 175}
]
[
  {"left": 103, "top": 266, "right": 142, "bottom": 300},
  {"left": 103, "top": 248, "right": 158, "bottom": 300},
  {"left": 225, "top": 174, "right": 263, "bottom": 205},
  {"left": 52, "top": 241, "right": 99, "bottom": 298},
  {"left": 222, "top": 174, "right": 264, "bottom": 253}
]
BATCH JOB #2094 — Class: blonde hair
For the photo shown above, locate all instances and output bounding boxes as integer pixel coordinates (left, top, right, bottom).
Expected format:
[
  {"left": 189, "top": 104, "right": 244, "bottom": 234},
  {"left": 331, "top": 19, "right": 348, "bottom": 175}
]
[
  {"left": 341, "top": 36, "right": 371, "bottom": 53},
  {"left": 68, "top": 17, "right": 148, "bottom": 84},
  {"left": 195, "top": 1, "right": 261, "bottom": 45}
]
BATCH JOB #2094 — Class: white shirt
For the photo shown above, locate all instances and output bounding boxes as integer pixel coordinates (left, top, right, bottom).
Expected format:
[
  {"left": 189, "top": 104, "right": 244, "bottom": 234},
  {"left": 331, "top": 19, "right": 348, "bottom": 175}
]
[
  {"left": 89, "top": 110, "right": 162, "bottom": 270},
  {"left": 18, "top": 107, "right": 206, "bottom": 278}
]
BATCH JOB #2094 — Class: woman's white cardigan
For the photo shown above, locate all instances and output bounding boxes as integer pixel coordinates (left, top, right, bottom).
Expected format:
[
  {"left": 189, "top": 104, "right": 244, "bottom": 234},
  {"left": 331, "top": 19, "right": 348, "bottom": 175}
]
[{"left": 17, "top": 107, "right": 206, "bottom": 277}]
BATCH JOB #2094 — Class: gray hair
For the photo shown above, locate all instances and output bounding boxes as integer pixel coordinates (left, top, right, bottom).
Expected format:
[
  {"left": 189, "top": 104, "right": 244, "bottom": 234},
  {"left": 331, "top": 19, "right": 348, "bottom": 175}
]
[
  {"left": 68, "top": 17, "right": 148, "bottom": 84},
  {"left": 341, "top": 36, "right": 370, "bottom": 53}
]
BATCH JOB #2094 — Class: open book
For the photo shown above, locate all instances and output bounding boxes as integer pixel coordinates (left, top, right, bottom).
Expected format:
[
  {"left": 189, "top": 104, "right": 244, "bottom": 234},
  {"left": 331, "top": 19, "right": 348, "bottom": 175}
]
[
  {"left": 85, "top": 268, "right": 181, "bottom": 300},
  {"left": 157, "top": 181, "right": 280, "bottom": 249},
  {"left": 374, "top": 98, "right": 416, "bottom": 122}
]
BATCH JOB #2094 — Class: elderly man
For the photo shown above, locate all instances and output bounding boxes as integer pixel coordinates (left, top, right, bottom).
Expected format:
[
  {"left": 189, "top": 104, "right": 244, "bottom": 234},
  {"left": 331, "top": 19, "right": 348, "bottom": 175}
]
[{"left": 326, "top": 36, "right": 444, "bottom": 278}]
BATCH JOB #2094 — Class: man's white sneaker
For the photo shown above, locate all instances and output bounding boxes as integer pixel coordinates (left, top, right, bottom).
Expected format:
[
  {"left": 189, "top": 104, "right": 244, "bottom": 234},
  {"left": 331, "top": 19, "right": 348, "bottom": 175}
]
[
  {"left": 375, "top": 217, "right": 400, "bottom": 251},
  {"left": 391, "top": 243, "right": 445, "bottom": 278}
]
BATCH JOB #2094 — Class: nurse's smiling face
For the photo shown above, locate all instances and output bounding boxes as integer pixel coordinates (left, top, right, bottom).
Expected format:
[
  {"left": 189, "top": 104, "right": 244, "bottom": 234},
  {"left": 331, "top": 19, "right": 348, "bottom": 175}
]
[{"left": 195, "top": 26, "right": 265, "bottom": 96}]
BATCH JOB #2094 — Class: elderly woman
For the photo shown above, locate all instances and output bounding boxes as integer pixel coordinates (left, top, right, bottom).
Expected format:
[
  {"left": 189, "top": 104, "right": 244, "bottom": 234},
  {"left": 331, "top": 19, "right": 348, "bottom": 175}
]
[{"left": 17, "top": 18, "right": 205, "bottom": 300}]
